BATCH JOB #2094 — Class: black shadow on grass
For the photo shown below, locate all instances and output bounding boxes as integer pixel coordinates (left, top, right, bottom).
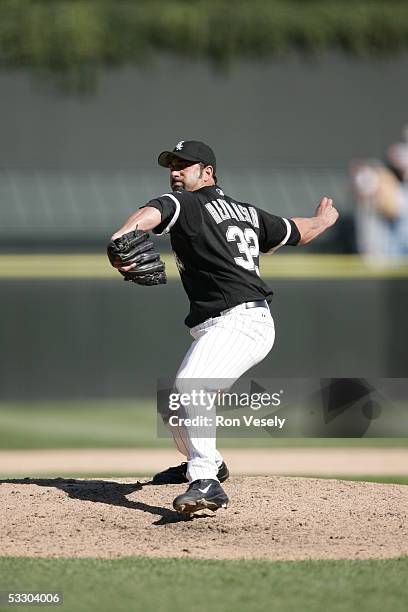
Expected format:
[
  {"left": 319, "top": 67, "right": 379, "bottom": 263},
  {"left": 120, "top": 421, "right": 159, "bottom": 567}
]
[{"left": 0, "top": 478, "right": 212, "bottom": 525}]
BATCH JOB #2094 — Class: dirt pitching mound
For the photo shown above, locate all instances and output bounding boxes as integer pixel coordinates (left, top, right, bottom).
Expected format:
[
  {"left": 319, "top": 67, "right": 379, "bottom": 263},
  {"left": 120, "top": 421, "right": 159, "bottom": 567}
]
[{"left": 1, "top": 476, "right": 407, "bottom": 561}]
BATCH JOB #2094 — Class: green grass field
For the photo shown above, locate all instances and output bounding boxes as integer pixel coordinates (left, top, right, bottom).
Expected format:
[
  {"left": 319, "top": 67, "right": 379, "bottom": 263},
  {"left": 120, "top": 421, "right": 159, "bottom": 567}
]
[
  {"left": 0, "top": 400, "right": 406, "bottom": 449},
  {"left": 0, "top": 557, "right": 407, "bottom": 612}
]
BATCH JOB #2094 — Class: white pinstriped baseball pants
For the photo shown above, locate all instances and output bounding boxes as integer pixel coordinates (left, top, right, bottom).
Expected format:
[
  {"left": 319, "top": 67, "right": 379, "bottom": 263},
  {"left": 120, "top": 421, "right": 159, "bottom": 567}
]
[{"left": 171, "top": 304, "right": 275, "bottom": 482}]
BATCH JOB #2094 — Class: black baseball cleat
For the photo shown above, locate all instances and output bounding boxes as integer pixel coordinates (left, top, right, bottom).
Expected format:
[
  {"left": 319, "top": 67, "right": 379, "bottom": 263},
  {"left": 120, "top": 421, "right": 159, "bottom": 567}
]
[
  {"left": 173, "top": 479, "right": 229, "bottom": 514},
  {"left": 152, "top": 461, "right": 229, "bottom": 485}
]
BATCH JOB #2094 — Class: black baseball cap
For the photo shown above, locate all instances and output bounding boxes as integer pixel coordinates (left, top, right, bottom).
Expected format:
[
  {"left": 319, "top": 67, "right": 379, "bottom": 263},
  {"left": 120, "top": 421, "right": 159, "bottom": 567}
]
[{"left": 158, "top": 140, "right": 216, "bottom": 171}]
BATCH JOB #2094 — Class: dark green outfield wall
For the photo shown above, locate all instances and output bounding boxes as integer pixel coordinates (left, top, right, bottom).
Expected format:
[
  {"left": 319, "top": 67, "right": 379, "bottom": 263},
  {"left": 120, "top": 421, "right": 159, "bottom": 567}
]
[{"left": 0, "top": 278, "right": 407, "bottom": 400}]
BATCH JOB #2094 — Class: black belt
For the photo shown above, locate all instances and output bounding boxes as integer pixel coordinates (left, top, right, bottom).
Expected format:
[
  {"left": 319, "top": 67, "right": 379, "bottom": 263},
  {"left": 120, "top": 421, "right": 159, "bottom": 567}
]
[
  {"left": 218, "top": 299, "right": 269, "bottom": 317},
  {"left": 244, "top": 300, "right": 268, "bottom": 310}
]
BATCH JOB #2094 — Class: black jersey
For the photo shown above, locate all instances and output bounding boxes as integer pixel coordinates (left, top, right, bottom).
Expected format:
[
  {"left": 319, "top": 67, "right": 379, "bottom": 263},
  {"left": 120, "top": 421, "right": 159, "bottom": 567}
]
[{"left": 143, "top": 185, "right": 300, "bottom": 327}]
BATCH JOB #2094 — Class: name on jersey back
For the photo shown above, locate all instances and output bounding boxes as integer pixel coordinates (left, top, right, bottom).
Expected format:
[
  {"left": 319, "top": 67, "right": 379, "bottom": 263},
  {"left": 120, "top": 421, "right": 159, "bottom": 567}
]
[{"left": 205, "top": 198, "right": 259, "bottom": 228}]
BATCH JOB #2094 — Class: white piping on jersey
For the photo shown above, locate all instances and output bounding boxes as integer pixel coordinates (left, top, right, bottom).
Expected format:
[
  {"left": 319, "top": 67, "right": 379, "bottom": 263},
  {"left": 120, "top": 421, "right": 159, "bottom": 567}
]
[
  {"left": 155, "top": 193, "right": 181, "bottom": 235},
  {"left": 268, "top": 218, "right": 292, "bottom": 253}
]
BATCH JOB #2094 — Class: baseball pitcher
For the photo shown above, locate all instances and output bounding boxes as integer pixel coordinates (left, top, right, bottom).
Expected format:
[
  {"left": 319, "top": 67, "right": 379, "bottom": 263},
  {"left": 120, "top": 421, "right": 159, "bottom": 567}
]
[{"left": 108, "top": 140, "right": 339, "bottom": 514}]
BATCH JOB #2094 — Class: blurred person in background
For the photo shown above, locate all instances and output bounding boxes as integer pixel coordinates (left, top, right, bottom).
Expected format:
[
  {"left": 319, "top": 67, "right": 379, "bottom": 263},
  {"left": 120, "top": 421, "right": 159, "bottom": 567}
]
[
  {"left": 350, "top": 127, "right": 408, "bottom": 263},
  {"left": 387, "top": 134, "right": 408, "bottom": 252}
]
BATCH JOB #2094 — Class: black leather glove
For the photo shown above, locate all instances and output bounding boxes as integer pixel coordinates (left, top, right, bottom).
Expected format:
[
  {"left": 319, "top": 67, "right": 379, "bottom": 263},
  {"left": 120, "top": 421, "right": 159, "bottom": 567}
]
[{"left": 107, "top": 230, "right": 167, "bottom": 286}]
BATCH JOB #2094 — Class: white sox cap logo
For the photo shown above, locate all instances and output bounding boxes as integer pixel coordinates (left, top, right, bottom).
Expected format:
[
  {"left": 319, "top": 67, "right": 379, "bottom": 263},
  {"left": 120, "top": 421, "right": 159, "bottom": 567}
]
[{"left": 175, "top": 141, "right": 185, "bottom": 151}]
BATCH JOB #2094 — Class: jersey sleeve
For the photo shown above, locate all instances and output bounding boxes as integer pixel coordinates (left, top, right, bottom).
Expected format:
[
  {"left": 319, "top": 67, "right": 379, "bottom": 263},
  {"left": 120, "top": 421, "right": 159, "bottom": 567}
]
[
  {"left": 141, "top": 192, "right": 181, "bottom": 235},
  {"left": 141, "top": 190, "right": 199, "bottom": 236},
  {"left": 257, "top": 209, "right": 301, "bottom": 253}
]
